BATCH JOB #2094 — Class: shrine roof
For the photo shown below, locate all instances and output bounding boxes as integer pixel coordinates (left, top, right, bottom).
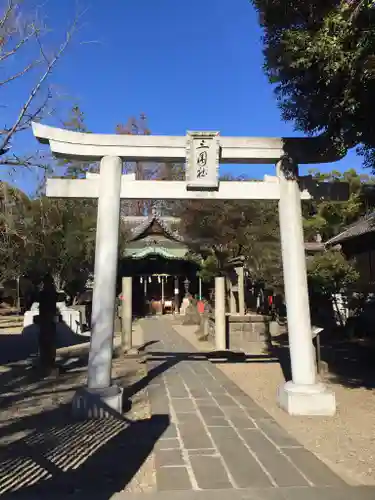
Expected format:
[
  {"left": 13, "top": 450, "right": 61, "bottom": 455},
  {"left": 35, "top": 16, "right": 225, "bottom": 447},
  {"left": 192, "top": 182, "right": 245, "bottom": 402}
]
[
  {"left": 123, "top": 211, "right": 185, "bottom": 243},
  {"left": 304, "top": 241, "right": 325, "bottom": 253},
  {"left": 325, "top": 211, "right": 375, "bottom": 246}
]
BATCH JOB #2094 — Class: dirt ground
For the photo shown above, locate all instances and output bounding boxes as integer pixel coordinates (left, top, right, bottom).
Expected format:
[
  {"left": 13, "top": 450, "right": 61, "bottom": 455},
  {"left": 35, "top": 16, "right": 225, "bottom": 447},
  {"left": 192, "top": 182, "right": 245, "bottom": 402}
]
[{"left": 173, "top": 322, "right": 375, "bottom": 487}]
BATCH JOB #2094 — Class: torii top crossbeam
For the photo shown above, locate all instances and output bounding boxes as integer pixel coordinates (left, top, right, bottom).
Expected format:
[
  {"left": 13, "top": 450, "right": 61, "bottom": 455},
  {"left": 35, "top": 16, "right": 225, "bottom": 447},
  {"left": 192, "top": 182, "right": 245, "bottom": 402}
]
[{"left": 32, "top": 123, "right": 343, "bottom": 165}]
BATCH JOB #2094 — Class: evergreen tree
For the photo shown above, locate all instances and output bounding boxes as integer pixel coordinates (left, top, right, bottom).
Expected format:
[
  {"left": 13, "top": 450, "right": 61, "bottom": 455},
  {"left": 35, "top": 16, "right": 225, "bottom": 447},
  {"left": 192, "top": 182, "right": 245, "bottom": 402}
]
[{"left": 251, "top": 1, "right": 375, "bottom": 169}]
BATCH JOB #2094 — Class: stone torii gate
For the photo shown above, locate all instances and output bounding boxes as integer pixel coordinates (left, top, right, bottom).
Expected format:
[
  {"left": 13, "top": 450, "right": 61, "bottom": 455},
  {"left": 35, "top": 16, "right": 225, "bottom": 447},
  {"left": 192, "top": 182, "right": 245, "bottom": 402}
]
[{"left": 32, "top": 123, "right": 347, "bottom": 418}]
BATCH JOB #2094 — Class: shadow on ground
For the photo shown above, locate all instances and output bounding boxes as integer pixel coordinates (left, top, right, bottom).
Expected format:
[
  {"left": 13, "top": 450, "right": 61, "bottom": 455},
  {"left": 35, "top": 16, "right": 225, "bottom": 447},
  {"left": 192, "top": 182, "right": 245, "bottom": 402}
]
[
  {"left": 0, "top": 341, "right": 167, "bottom": 498},
  {"left": 0, "top": 363, "right": 79, "bottom": 412},
  {"left": 0, "top": 322, "right": 169, "bottom": 498},
  {"left": 320, "top": 341, "right": 375, "bottom": 389},
  {"left": 0, "top": 402, "right": 168, "bottom": 498},
  {"left": 136, "top": 318, "right": 375, "bottom": 392},
  {"left": 0, "top": 322, "right": 91, "bottom": 413},
  {"left": 269, "top": 332, "right": 375, "bottom": 390},
  {"left": 0, "top": 349, "right": 137, "bottom": 427},
  {"left": 171, "top": 320, "right": 375, "bottom": 391},
  {"left": 124, "top": 349, "right": 282, "bottom": 400},
  {"left": 0, "top": 321, "right": 88, "bottom": 366}
]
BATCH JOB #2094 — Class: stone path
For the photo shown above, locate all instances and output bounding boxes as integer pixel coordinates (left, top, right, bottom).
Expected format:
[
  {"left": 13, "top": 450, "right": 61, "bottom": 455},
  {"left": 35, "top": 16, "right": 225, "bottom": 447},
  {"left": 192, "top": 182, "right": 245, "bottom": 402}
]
[{"left": 137, "top": 317, "right": 375, "bottom": 500}]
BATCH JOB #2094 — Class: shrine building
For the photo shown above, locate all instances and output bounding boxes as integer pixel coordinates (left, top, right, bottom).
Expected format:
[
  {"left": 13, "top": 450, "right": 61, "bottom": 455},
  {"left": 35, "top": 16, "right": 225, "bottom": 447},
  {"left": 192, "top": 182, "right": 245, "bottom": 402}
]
[{"left": 118, "top": 211, "right": 202, "bottom": 316}]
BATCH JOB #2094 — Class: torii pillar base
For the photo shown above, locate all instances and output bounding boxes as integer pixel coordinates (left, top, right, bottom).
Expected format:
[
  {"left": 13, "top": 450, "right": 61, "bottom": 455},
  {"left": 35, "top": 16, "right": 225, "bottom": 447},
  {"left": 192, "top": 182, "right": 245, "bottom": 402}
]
[
  {"left": 72, "top": 385, "right": 124, "bottom": 419},
  {"left": 277, "top": 381, "right": 336, "bottom": 417}
]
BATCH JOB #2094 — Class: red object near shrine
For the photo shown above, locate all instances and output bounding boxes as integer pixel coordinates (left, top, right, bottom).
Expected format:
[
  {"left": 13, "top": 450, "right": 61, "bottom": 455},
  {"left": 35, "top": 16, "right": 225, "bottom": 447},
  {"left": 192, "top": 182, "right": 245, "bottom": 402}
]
[{"left": 197, "top": 300, "right": 205, "bottom": 314}]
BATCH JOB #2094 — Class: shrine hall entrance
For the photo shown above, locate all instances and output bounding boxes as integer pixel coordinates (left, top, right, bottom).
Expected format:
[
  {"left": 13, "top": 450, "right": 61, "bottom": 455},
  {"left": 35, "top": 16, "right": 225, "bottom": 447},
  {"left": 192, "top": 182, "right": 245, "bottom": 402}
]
[{"left": 119, "top": 255, "right": 200, "bottom": 317}]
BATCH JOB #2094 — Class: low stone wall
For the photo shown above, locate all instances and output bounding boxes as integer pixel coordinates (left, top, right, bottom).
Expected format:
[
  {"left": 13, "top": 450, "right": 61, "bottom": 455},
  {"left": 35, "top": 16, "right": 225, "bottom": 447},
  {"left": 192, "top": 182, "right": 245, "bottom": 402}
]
[{"left": 205, "top": 313, "right": 287, "bottom": 354}]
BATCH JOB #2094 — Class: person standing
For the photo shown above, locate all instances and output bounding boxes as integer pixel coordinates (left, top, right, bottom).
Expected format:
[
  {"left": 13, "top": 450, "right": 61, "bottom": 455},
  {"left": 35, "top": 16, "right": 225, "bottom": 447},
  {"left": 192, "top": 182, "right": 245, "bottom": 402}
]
[{"left": 38, "top": 274, "right": 58, "bottom": 376}]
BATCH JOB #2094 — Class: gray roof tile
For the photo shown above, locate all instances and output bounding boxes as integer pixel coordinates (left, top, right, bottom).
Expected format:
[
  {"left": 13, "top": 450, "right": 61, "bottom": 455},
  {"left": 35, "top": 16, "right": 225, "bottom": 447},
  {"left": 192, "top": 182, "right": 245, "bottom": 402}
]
[{"left": 325, "top": 212, "right": 375, "bottom": 246}]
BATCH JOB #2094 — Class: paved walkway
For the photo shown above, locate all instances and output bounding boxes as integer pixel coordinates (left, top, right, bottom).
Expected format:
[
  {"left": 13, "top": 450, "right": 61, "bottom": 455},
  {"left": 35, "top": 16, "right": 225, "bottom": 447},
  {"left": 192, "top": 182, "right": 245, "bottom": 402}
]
[{"left": 138, "top": 318, "right": 374, "bottom": 500}]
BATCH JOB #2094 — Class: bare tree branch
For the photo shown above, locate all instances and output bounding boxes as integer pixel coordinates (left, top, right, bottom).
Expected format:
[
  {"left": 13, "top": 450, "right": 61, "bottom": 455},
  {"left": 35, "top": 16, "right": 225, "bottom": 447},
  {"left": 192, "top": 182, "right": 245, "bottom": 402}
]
[
  {"left": 0, "top": 10, "right": 83, "bottom": 153},
  {"left": 0, "top": 60, "right": 39, "bottom": 87},
  {"left": 0, "top": 154, "right": 35, "bottom": 167},
  {"left": 0, "top": 0, "right": 14, "bottom": 30},
  {"left": 0, "top": 25, "right": 39, "bottom": 63},
  {"left": 0, "top": 150, "right": 50, "bottom": 173},
  {"left": 22, "top": 87, "right": 53, "bottom": 124},
  {"left": 34, "top": 26, "right": 50, "bottom": 64}
]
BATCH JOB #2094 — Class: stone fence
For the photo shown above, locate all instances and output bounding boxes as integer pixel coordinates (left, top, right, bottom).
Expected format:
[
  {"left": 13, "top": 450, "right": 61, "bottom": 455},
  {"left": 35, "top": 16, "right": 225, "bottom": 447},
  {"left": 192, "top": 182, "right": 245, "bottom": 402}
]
[{"left": 201, "top": 312, "right": 287, "bottom": 354}]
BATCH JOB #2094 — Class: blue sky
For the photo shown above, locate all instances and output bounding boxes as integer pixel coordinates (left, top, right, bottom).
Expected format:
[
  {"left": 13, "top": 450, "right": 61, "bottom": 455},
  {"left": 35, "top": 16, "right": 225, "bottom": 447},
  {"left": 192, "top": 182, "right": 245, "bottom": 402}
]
[{"left": 1, "top": 0, "right": 361, "bottom": 194}]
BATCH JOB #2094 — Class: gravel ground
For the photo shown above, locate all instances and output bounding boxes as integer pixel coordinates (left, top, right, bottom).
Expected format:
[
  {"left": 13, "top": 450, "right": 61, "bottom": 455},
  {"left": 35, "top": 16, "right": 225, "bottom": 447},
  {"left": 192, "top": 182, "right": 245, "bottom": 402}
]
[
  {"left": 0, "top": 326, "right": 156, "bottom": 496},
  {"left": 173, "top": 322, "right": 375, "bottom": 487}
]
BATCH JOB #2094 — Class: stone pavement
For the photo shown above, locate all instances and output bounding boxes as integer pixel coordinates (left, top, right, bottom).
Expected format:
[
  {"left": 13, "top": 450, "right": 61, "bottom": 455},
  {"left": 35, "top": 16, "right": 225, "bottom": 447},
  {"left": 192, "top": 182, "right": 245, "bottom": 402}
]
[{"left": 134, "top": 317, "right": 375, "bottom": 500}]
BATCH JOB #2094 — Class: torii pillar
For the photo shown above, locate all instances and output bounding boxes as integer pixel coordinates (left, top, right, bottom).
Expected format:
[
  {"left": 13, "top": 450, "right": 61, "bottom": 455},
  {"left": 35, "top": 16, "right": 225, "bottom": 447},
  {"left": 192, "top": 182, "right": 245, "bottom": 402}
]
[
  {"left": 32, "top": 123, "right": 347, "bottom": 417},
  {"left": 85, "top": 156, "right": 122, "bottom": 415}
]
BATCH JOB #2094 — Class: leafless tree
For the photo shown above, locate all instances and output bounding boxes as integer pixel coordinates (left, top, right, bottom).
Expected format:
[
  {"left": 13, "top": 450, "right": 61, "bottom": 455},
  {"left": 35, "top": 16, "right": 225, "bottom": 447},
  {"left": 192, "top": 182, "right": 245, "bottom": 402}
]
[
  {"left": 116, "top": 114, "right": 187, "bottom": 217},
  {"left": 0, "top": 0, "right": 84, "bottom": 169},
  {"left": 116, "top": 114, "right": 157, "bottom": 216}
]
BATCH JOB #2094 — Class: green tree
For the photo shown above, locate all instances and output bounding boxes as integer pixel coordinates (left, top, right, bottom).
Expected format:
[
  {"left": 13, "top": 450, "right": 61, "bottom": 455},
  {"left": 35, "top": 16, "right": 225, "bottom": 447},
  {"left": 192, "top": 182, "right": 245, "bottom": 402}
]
[
  {"left": 22, "top": 197, "right": 97, "bottom": 293},
  {"left": 251, "top": 1, "right": 375, "bottom": 169},
  {"left": 307, "top": 250, "right": 359, "bottom": 295},
  {"left": 197, "top": 255, "right": 220, "bottom": 283},
  {"left": 0, "top": 180, "right": 99, "bottom": 298},
  {"left": 307, "top": 249, "right": 360, "bottom": 325},
  {"left": 303, "top": 168, "right": 375, "bottom": 241},
  {"left": 179, "top": 177, "right": 282, "bottom": 287},
  {"left": 0, "top": 181, "right": 32, "bottom": 283}
]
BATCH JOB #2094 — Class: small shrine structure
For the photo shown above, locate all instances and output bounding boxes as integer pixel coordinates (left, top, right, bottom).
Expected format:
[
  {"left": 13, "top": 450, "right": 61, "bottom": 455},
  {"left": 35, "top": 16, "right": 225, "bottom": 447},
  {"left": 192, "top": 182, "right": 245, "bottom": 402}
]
[{"left": 120, "top": 211, "right": 200, "bottom": 315}]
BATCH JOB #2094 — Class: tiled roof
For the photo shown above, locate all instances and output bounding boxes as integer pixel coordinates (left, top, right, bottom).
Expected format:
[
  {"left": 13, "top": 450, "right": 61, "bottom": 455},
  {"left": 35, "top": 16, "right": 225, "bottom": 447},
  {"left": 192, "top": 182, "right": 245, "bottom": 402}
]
[
  {"left": 325, "top": 212, "right": 375, "bottom": 247},
  {"left": 304, "top": 241, "right": 325, "bottom": 252},
  {"left": 123, "top": 214, "right": 326, "bottom": 253},
  {"left": 126, "top": 211, "right": 185, "bottom": 243}
]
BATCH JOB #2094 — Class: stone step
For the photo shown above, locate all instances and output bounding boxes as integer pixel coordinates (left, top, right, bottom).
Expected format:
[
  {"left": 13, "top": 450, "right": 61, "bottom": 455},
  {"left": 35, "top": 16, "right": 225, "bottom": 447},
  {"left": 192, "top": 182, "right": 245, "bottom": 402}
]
[
  {"left": 112, "top": 486, "right": 375, "bottom": 500},
  {"left": 9, "top": 487, "right": 375, "bottom": 500}
]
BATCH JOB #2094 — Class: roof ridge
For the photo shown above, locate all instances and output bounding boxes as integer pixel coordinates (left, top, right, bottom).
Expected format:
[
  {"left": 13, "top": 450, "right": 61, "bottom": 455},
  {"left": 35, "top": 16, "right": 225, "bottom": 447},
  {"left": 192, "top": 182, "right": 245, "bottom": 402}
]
[
  {"left": 155, "top": 213, "right": 185, "bottom": 242},
  {"left": 128, "top": 212, "right": 185, "bottom": 242},
  {"left": 348, "top": 210, "right": 375, "bottom": 226}
]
